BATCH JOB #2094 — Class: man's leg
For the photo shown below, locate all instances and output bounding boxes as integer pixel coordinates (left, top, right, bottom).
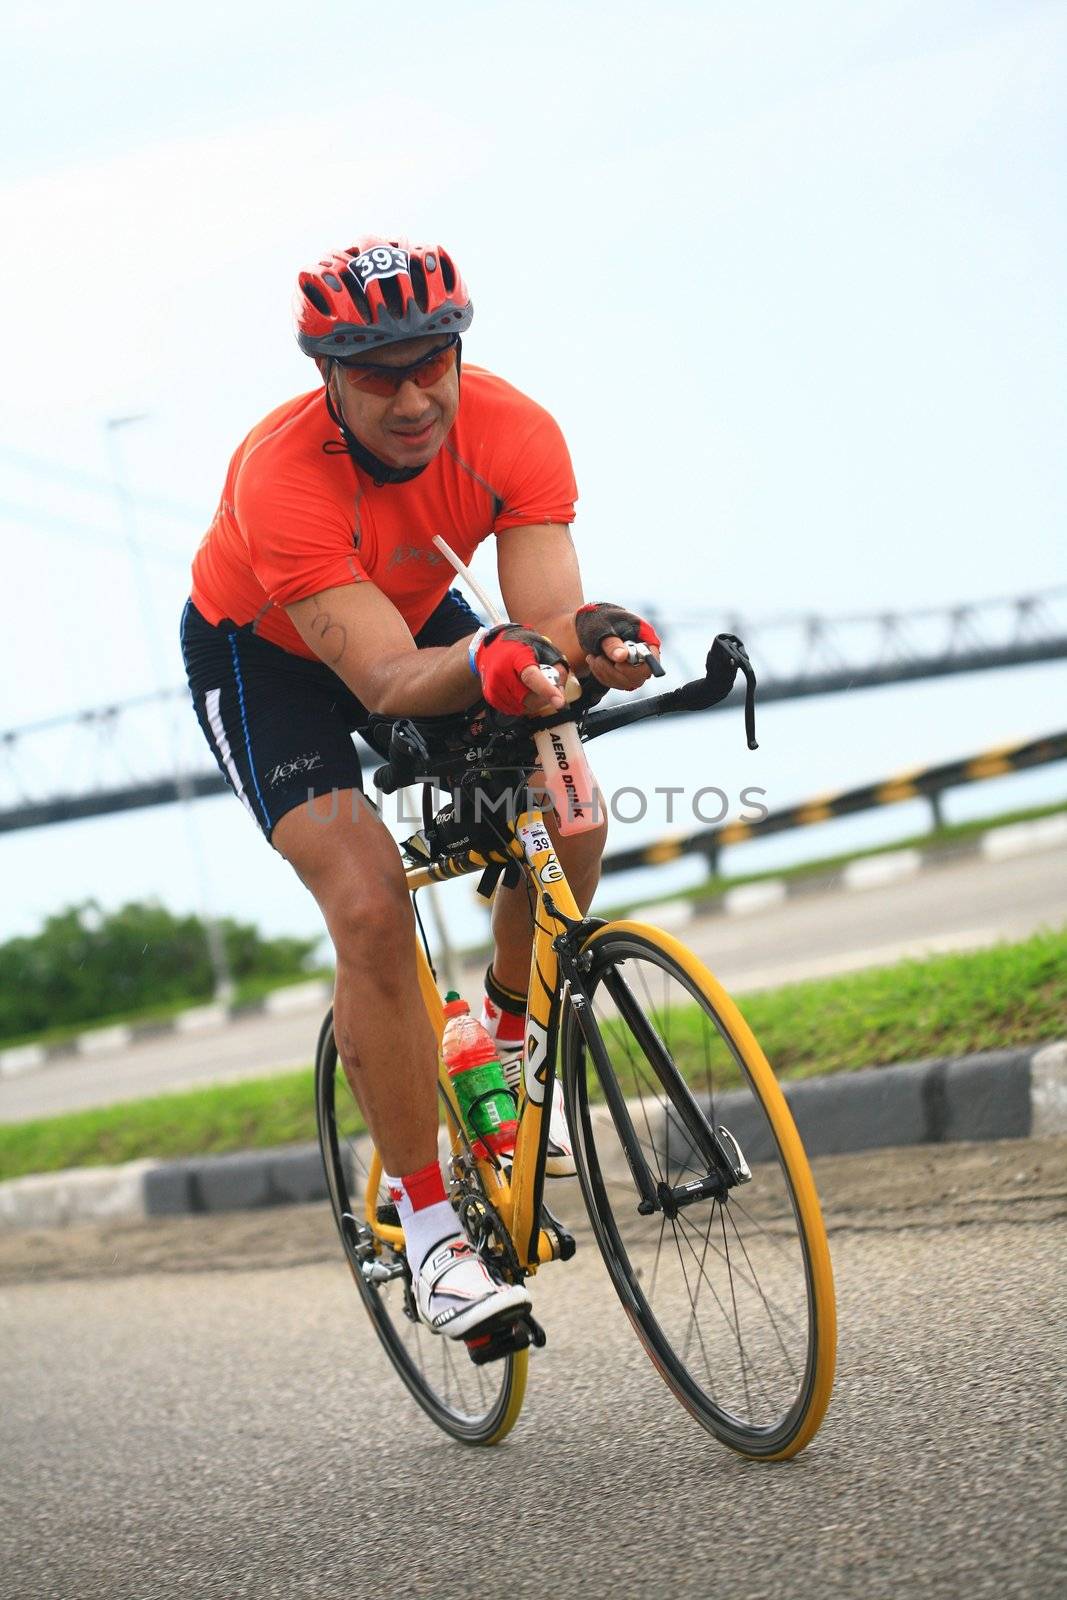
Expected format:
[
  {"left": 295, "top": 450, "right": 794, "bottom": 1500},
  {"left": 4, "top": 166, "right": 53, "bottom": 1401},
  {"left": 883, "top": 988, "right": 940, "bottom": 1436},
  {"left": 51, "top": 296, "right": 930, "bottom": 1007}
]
[
  {"left": 274, "top": 789, "right": 438, "bottom": 1176},
  {"left": 272, "top": 788, "right": 530, "bottom": 1335}
]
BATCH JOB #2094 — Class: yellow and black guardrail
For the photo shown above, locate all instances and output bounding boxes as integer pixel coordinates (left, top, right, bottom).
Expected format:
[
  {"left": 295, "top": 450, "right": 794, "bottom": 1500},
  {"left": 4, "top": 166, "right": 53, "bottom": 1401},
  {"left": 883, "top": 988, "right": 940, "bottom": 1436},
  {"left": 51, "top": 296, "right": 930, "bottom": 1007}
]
[{"left": 599, "top": 730, "right": 1067, "bottom": 878}]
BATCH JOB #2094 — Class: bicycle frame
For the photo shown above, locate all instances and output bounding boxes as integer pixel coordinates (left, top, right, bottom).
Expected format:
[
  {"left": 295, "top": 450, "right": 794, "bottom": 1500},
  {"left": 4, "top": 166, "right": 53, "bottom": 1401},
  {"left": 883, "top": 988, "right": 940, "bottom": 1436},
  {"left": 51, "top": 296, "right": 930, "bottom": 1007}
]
[
  {"left": 361, "top": 800, "right": 582, "bottom": 1275},
  {"left": 356, "top": 631, "right": 759, "bottom": 1275}
]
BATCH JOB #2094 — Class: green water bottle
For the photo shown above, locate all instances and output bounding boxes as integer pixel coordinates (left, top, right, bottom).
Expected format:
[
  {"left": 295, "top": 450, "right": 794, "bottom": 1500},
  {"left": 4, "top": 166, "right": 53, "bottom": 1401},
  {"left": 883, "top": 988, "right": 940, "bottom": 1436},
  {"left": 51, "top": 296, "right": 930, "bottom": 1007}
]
[{"left": 441, "top": 992, "right": 519, "bottom": 1156}]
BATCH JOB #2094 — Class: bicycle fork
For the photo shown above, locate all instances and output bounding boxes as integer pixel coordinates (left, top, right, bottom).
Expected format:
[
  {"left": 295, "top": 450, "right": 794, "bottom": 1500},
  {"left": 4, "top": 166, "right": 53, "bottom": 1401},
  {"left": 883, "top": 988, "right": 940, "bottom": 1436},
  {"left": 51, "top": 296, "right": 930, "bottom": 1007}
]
[{"left": 559, "top": 941, "right": 752, "bottom": 1219}]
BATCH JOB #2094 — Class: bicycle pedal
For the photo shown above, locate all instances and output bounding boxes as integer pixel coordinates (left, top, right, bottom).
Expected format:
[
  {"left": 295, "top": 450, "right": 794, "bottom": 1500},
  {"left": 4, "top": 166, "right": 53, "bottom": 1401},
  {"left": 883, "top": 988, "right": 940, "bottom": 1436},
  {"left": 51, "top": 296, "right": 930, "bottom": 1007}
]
[{"left": 464, "top": 1312, "right": 546, "bottom": 1366}]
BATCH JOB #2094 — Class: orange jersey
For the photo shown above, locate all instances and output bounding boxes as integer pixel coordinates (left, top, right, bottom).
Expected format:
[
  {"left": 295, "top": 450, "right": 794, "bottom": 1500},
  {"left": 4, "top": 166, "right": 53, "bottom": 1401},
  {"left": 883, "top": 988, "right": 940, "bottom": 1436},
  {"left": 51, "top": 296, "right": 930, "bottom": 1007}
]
[{"left": 190, "top": 365, "right": 577, "bottom": 659}]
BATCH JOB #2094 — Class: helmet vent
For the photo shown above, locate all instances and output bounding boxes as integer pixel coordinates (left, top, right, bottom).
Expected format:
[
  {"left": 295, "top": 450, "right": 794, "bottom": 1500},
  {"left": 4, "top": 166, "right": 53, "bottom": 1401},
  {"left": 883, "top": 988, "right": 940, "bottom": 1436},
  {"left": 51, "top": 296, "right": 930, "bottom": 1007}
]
[
  {"left": 378, "top": 272, "right": 405, "bottom": 319},
  {"left": 323, "top": 272, "right": 342, "bottom": 291},
  {"left": 339, "top": 265, "right": 373, "bottom": 321},
  {"left": 409, "top": 254, "right": 429, "bottom": 311},
  {"left": 301, "top": 279, "right": 331, "bottom": 316},
  {"left": 439, "top": 252, "right": 456, "bottom": 293}
]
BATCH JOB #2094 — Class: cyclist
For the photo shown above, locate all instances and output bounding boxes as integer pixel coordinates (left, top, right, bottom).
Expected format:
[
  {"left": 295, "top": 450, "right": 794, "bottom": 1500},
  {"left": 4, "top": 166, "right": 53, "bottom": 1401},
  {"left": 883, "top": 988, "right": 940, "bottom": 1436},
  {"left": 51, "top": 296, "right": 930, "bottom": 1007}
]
[{"left": 181, "top": 236, "right": 662, "bottom": 1340}]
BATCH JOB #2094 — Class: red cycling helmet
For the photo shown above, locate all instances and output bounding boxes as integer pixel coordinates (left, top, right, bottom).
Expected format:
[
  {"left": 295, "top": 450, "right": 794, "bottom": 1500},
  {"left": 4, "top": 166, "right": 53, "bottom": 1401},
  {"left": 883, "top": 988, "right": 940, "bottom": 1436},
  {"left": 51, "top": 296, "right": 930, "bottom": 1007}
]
[{"left": 293, "top": 236, "right": 473, "bottom": 357}]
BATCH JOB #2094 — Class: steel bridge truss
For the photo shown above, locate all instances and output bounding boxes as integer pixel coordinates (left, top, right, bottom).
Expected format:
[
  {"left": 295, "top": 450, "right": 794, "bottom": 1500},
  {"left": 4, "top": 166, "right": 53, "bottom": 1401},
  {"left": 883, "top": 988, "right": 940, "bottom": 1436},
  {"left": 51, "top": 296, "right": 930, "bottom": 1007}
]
[{"left": 2, "top": 586, "right": 1064, "bottom": 834}]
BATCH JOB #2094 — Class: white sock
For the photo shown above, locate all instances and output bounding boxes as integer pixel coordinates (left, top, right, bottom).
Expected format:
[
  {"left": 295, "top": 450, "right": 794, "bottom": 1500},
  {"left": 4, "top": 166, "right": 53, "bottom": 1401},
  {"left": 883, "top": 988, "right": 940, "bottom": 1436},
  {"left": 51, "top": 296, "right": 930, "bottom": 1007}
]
[{"left": 384, "top": 1171, "right": 458, "bottom": 1275}]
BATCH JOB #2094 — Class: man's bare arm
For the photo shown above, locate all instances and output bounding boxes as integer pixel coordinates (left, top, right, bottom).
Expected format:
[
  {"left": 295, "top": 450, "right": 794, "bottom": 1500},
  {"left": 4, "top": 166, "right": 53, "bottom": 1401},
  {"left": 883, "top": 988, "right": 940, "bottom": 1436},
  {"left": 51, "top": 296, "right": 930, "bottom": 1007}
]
[
  {"left": 497, "top": 523, "right": 656, "bottom": 692},
  {"left": 496, "top": 522, "right": 585, "bottom": 660},
  {"left": 286, "top": 583, "right": 478, "bottom": 716}
]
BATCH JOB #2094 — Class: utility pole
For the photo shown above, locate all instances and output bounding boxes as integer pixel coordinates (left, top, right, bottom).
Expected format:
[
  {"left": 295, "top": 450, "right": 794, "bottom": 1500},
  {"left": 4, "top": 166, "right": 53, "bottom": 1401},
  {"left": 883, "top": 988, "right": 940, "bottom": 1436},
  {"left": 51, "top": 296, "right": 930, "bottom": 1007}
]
[{"left": 106, "top": 415, "right": 234, "bottom": 1004}]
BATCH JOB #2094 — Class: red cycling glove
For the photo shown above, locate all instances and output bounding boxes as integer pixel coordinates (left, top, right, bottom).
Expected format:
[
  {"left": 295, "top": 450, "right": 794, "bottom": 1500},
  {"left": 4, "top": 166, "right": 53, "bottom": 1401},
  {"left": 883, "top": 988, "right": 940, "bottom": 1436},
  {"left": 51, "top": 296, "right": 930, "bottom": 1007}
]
[
  {"left": 575, "top": 602, "right": 662, "bottom": 661},
  {"left": 473, "top": 623, "right": 568, "bottom": 716}
]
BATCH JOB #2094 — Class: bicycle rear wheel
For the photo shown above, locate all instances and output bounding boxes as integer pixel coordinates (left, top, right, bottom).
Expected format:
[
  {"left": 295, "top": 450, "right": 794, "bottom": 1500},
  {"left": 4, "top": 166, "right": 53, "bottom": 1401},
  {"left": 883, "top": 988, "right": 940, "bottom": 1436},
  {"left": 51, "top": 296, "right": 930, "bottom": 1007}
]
[
  {"left": 561, "top": 922, "right": 836, "bottom": 1459},
  {"left": 314, "top": 1010, "right": 527, "bottom": 1446}
]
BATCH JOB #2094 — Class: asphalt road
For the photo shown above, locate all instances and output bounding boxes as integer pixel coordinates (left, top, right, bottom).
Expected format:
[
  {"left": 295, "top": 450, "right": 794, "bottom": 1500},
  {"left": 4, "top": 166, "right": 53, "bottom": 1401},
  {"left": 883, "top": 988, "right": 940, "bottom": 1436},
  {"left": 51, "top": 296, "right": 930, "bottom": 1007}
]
[
  {"left": 2, "top": 1137, "right": 1065, "bottom": 1600},
  {"left": 2, "top": 843, "right": 1064, "bottom": 1124}
]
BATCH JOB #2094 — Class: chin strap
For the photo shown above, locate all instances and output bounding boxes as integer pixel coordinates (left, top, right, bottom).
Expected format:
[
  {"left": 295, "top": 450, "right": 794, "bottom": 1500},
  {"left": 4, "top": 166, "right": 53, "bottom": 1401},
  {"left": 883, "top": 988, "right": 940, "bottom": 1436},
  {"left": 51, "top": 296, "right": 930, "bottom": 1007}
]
[
  {"left": 320, "top": 340, "right": 464, "bottom": 488},
  {"left": 322, "top": 380, "right": 427, "bottom": 485}
]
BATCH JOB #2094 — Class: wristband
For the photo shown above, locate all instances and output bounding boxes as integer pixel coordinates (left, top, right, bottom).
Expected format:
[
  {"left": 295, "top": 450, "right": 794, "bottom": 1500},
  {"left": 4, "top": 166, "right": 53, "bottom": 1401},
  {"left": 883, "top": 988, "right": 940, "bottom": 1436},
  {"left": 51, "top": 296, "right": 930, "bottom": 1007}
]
[{"left": 467, "top": 627, "right": 488, "bottom": 676}]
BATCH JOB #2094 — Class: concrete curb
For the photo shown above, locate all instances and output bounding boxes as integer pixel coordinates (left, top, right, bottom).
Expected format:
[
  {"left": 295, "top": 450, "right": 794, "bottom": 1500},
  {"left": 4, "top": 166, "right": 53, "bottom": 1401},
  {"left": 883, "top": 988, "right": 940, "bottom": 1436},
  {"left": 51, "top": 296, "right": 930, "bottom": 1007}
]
[
  {"left": 0, "top": 980, "right": 334, "bottom": 1080},
  {"left": 1, "top": 1041, "right": 1063, "bottom": 1230},
  {"left": 677, "top": 814, "right": 1067, "bottom": 927},
  {"left": 4, "top": 814, "right": 1063, "bottom": 1079}
]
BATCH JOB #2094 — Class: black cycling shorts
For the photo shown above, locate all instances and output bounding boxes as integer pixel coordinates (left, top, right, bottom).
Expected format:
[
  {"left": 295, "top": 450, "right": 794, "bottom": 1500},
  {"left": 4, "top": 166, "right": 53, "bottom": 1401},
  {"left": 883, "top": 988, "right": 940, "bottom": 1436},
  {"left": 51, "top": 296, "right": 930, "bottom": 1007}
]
[{"left": 180, "top": 589, "right": 481, "bottom": 843}]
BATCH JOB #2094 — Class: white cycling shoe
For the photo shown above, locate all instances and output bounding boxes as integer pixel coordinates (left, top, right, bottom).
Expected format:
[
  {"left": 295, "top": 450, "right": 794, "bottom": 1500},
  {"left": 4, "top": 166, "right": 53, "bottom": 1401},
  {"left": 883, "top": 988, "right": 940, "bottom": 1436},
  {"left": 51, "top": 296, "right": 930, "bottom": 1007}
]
[
  {"left": 498, "top": 1047, "right": 577, "bottom": 1178},
  {"left": 415, "top": 1236, "right": 531, "bottom": 1339}
]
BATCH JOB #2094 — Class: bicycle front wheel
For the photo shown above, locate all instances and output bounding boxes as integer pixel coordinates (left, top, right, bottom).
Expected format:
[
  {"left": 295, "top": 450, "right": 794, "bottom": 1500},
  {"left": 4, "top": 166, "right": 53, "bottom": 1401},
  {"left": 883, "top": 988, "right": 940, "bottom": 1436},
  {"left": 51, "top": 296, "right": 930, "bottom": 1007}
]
[
  {"left": 561, "top": 922, "right": 836, "bottom": 1459},
  {"left": 314, "top": 1010, "right": 527, "bottom": 1446}
]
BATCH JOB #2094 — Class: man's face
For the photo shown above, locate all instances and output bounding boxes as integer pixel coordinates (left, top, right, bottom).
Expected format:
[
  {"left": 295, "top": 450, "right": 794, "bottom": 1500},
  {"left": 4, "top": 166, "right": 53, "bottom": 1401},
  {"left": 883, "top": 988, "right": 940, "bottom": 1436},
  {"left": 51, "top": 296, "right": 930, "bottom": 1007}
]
[{"left": 321, "top": 335, "right": 460, "bottom": 469}]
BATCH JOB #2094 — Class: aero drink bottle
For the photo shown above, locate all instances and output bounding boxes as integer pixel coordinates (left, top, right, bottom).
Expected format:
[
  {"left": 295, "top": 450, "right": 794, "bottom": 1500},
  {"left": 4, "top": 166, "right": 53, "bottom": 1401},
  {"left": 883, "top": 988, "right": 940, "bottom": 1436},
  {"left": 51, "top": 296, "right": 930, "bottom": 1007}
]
[
  {"left": 532, "top": 669, "right": 602, "bottom": 836},
  {"left": 532, "top": 721, "right": 603, "bottom": 836}
]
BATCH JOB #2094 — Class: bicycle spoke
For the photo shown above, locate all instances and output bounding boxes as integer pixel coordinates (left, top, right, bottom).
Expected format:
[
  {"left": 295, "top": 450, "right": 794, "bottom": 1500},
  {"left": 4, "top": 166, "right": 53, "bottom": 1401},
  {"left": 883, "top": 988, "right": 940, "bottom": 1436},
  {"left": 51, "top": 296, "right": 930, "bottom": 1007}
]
[
  {"left": 722, "top": 1204, "right": 799, "bottom": 1380},
  {"left": 565, "top": 930, "right": 831, "bottom": 1448},
  {"left": 665, "top": 1212, "right": 720, "bottom": 1398},
  {"left": 671, "top": 1207, "right": 806, "bottom": 1332},
  {"left": 317, "top": 1028, "right": 519, "bottom": 1440},
  {"left": 673, "top": 1204, "right": 777, "bottom": 1412},
  {"left": 647, "top": 1208, "right": 668, "bottom": 1304},
  {"left": 676, "top": 1214, "right": 786, "bottom": 1415},
  {"left": 721, "top": 1206, "right": 752, "bottom": 1417}
]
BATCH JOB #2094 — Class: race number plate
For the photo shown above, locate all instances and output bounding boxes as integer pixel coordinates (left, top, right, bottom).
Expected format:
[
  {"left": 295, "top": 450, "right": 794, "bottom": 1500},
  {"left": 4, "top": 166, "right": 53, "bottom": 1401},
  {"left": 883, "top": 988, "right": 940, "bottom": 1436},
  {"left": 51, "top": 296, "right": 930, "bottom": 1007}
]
[{"left": 350, "top": 244, "right": 409, "bottom": 291}]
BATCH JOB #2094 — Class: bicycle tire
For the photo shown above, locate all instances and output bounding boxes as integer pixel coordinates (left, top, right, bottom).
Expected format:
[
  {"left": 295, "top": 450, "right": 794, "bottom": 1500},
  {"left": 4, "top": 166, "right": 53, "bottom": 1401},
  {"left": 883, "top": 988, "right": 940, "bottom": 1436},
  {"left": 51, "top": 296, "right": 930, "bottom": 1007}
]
[
  {"left": 561, "top": 922, "right": 836, "bottom": 1459},
  {"left": 314, "top": 1009, "right": 528, "bottom": 1446}
]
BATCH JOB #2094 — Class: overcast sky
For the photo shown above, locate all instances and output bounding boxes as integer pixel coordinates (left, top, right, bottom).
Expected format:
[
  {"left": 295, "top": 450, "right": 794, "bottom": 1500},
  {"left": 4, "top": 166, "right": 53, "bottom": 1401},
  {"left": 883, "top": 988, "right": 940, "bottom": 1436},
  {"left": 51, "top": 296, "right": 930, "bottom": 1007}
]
[{"left": 1, "top": 0, "right": 1063, "bottom": 950}]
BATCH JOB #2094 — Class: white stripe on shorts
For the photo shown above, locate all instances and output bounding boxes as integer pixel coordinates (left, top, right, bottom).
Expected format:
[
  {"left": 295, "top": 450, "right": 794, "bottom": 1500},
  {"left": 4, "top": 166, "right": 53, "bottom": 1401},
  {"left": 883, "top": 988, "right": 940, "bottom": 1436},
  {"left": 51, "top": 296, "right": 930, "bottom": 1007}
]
[{"left": 204, "top": 687, "right": 259, "bottom": 825}]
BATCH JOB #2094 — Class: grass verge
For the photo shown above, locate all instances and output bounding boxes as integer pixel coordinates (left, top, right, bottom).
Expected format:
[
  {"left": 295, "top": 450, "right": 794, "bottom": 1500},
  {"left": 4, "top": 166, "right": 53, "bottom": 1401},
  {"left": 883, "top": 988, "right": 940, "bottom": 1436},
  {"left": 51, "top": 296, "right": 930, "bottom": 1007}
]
[
  {"left": 2, "top": 926, "right": 1063, "bottom": 1183},
  {"left": 600, "top": 924, "right": 1065, "bottom": 1091},
  {"left": 0, "top": 1069, "right": 320, "bottom": 1183}
]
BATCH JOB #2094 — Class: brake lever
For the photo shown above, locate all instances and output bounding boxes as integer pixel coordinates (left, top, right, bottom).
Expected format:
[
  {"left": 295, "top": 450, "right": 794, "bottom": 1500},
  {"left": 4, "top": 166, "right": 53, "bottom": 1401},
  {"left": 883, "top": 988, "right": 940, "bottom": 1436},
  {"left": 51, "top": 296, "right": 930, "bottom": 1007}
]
[
  {"left": 709, "top": 635, "right": 758, "bottom": 749},
  {"left": 372, "top": 718, "right": 435, "bottom": 794}
]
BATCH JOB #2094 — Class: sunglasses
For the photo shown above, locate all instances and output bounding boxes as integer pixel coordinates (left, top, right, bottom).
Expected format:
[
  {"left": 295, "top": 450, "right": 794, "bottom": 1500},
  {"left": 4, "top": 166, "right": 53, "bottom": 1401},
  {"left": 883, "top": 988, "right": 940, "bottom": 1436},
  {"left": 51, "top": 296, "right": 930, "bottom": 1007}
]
[{"left": 335, "top": 338, "right": 459, "bottom": 397}]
